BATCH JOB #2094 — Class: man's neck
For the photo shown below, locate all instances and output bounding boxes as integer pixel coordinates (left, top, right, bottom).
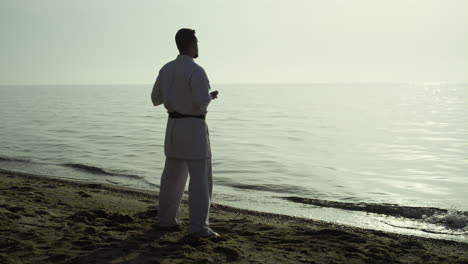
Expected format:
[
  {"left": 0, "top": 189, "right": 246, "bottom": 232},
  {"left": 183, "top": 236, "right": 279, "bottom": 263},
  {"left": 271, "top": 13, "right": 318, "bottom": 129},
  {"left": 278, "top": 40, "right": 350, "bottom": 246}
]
[{"left": 179, "top": 53, "right": 193, "bottom": 58}]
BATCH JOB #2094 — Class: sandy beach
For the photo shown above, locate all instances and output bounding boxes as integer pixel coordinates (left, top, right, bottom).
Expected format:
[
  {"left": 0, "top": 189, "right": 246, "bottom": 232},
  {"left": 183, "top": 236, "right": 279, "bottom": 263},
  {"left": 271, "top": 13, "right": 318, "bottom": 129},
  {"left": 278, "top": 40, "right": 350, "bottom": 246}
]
[{"left": 1, "top": 169, "right": 467, "bottom": 264}]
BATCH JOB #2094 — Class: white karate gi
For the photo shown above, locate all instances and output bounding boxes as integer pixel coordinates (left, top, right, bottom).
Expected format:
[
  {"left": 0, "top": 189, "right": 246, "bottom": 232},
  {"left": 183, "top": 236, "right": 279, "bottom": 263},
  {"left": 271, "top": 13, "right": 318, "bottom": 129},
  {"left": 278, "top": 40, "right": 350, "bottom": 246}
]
[{"left": 151, "top": 54, "right": 214, "bottom": 236}]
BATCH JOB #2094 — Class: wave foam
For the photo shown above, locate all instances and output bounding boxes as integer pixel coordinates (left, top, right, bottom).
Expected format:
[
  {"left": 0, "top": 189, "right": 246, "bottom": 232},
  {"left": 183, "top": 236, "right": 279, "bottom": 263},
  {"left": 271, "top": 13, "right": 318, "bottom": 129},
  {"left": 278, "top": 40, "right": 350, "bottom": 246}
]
[
  {"left": 424, "top": 209, "right": 468, "bottom": 230},
  {"left": 282, "top": 196, "right": 468, "bottom": 230}
]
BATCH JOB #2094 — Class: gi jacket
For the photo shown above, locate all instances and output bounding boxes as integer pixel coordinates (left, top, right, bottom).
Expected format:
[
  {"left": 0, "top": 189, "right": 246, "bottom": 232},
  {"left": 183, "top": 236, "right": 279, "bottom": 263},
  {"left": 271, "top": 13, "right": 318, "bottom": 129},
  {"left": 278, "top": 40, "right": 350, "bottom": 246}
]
[{"left": 151, "top": 55, "right": 212, "bottom": 160}]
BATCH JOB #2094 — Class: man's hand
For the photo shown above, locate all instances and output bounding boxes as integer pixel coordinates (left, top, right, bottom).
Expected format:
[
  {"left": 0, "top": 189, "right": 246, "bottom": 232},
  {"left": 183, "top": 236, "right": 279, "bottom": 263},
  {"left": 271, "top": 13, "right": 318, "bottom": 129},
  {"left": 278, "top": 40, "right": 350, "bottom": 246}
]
[{"left": 210, "top": 90, "right": 219, "bottom": 100}]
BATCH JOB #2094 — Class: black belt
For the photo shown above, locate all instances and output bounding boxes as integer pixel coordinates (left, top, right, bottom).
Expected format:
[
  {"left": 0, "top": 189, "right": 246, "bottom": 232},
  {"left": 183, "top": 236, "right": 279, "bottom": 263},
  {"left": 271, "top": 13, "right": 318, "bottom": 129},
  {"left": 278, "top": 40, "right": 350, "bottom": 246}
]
[{"left": 168, "top": 111, "right": 205, "bottom": 120}]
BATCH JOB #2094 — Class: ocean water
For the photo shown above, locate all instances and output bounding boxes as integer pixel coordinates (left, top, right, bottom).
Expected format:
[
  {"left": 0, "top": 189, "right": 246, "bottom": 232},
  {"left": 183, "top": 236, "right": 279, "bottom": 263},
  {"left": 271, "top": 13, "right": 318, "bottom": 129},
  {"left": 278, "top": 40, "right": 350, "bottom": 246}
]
[{"left": 1, "top": 83, "right": 467, "bottom": 242}]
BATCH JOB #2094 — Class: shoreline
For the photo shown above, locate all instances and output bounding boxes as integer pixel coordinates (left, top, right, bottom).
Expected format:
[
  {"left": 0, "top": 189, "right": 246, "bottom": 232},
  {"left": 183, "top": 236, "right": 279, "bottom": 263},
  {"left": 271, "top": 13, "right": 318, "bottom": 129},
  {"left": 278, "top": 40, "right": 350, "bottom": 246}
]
[
  {"left": 1, "top": 168, "right": 466, "bottom": 241},
  {"left": 1, "top": 168, "right": 467, "bottom": 263}
]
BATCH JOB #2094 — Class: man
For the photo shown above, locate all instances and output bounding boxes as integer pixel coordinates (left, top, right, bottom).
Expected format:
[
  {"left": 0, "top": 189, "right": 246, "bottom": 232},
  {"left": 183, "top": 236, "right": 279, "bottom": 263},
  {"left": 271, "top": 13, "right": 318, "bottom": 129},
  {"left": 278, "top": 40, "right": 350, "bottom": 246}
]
[{"left": 151, "top": 28, "right": 219, "bottom": 238}]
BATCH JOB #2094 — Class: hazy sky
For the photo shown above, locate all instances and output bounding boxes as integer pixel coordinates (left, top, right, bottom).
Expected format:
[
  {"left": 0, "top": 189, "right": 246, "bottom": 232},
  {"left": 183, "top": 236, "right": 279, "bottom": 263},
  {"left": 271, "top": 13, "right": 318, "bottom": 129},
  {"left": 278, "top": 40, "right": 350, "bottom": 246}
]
[{"left": 1, "top": 0, "right": 467, "bottom": 85}]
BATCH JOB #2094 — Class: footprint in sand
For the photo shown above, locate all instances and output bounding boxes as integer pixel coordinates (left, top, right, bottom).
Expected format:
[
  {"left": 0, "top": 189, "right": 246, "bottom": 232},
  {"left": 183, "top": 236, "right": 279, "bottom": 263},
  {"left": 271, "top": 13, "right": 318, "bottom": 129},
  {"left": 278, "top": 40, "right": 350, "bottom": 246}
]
[
  {"left": 86, "top": 184, "right": 103, "bottom": 189},
  {"left": 57, "top": 201, "right": 69, "bottom": 206},
  {"left": 238, "top": 231, "right": 256, "bottom": 237},
  {"left": 35, "top": 210, "right": 51, "bottom": 216},
  {"left": 134, "top": 209, "right": 159, "bottom": 219},
  {"left": 0, "top": 236, "right": 34, "bottom": 253},
  {"left": 67, "top": 211, "right": 96, "bottom": 223},
  {"left": 257, "top": 225, "right": 275, "bottom": 231},
  {"left": 305, "top": 229, "right": 367, "bottom": 244},
  {"left": 68, "top": 210, "right": 134, "bottom": 226},
  {"left": 214, "top": 246, "right": 241, "bottom": 262},
  {"left": 9, "top": 186, "right": 34, "bottom": 192},
  {"left": 46, "top": 254, "right": 70, "bottom": 263},
  {"left": 0, "top": 236, "right": 20, "bottom": 249},
  {"left": 42, "top": 184, "right": 57, "bottom": 189},
  {"left": 0, "top": 209, "right": 20, "bottom": 220},
  {"left": 4, "top": 206, "right": 26, "bottom": 213},
  {"left": 106, "top": 212, "right": 134, "bottom": 224},
  {"left": 71, "top": 239, "right": 98, "bottom": 251},
  {"left": 77, "top": 191, "right": 92, "bottom": 198},
  {"left": 83, "top": 227, "right": 98, "bottom": 235},
  {"left": 17, "top": 232, "right": 39, "bottom": 240}
]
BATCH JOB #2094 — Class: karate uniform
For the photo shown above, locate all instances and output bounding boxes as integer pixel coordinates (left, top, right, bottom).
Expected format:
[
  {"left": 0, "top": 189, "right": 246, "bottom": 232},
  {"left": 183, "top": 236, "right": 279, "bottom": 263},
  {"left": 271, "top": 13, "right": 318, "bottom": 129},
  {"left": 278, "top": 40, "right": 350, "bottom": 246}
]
[{"left": 151, "top": 54, "right": 214, "bottom": 236}]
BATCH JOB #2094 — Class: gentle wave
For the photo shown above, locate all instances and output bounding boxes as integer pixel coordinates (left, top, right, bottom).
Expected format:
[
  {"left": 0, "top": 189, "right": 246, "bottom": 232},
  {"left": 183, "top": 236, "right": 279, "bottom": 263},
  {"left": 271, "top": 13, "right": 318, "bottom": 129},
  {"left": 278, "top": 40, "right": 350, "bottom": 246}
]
[
  {"left": 0, "top": 156, "right": 30, "bottom": 162},
  {"left": 0, "top": 155, "right": 144, "bottom": 181},
  {"left": 61, "top": 163, "right": 116, "bottom": 175},
  {"left": 218, "top": 181, "right": 311, "bottom": 195},
  {"left": 61, "top": 163, "right": 144, "bottom": 179},
  {"left": 424, "top": 210, "right": 468, "bottom": 230},
  {"left": 282, "top": 196, "right": 468, "bottom": 229},
  {"left": 282, "top": 196, "right": 467, "bottom": 219}
]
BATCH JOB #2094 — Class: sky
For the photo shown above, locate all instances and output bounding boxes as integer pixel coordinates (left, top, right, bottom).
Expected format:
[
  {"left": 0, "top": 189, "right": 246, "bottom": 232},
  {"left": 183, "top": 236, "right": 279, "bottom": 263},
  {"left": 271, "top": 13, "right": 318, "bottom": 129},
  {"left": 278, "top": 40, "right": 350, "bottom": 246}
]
[{"left": 1, "top": 0, "right": 467, "bottom": 85}]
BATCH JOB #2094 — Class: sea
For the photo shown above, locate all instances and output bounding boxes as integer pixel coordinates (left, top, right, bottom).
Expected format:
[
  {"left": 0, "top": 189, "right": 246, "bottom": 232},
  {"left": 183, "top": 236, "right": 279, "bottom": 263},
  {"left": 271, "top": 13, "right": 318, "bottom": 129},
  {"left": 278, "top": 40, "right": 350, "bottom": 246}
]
[{"left": 1, "top": 83, "right": 467, "bottom": 242}]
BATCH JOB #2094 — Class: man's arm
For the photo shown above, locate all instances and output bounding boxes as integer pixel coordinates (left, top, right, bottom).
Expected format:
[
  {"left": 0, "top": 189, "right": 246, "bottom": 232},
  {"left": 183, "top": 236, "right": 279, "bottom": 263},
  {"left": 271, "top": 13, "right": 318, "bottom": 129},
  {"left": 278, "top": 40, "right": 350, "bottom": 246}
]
[
  {"left": 151, "top": 74, "right": 163, "bottom": 106},
  {"left": 190, "top": 67, "right": 212, "bottom": 111}
]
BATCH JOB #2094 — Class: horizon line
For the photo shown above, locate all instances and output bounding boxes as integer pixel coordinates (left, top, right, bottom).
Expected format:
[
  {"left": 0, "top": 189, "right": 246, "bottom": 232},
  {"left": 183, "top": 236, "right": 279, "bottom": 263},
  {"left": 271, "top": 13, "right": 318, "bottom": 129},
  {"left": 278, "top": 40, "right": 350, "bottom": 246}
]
[{"left": 1, "top": 81, "right": 466, "bottom": 87}]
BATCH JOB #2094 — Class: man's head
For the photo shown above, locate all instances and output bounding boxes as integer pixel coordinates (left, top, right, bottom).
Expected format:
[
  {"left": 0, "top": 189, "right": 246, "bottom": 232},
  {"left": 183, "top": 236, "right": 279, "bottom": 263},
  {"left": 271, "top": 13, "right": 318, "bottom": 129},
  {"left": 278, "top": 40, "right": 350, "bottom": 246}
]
[{"left": 175, "top": 28, "right": 198, "bottom": 59}]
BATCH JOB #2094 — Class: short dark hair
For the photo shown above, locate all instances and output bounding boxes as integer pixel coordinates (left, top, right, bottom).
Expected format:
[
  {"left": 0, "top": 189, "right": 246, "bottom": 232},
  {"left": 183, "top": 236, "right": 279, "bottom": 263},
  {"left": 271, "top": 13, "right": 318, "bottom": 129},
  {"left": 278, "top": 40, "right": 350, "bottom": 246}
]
[{"left": 175, "top": 28, "right": 196, "bottom": 51}]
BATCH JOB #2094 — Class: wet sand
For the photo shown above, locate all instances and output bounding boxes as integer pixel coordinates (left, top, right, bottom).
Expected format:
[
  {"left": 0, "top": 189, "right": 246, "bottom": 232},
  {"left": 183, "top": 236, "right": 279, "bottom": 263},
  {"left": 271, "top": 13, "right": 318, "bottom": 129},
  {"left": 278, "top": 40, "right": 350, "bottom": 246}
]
[{"left": 1, "top": 169, "right": 467, "bottom": 264}]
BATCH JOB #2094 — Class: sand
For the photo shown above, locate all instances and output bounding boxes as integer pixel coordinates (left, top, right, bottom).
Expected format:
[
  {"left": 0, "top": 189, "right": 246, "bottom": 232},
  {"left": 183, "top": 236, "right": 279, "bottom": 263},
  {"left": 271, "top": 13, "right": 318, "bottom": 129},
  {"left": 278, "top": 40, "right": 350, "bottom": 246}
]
[{"left": 1, "top": 169, "right": 467, "bottom": 264}]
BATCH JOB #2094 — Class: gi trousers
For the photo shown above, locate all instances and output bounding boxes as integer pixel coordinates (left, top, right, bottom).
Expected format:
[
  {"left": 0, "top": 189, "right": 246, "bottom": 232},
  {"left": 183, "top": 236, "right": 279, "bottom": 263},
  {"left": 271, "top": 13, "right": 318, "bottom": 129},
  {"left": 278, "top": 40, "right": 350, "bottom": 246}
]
[{"left": 158, "top": 157, "right": 213, "bottom": 235}]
